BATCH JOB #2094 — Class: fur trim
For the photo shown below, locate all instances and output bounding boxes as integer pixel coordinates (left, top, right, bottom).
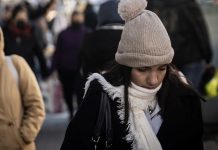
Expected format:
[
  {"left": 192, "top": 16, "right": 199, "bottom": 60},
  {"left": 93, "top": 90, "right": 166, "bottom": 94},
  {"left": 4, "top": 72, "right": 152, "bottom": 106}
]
[
  {"left": 83, "top": 73, "right": 135, "bottom": 148},
  {"left": 118, "top": 0, "right": 147, "bottom": 21},
  {"left": 84, "top": 73, "right": 122, "bottom": 99}
]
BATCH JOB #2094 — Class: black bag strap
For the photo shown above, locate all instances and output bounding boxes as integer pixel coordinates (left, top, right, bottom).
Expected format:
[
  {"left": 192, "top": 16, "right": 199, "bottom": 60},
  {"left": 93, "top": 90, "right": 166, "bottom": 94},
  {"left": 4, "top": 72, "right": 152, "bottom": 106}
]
[
  {"left": 92, "top": 92, "right": 113, "bottom": 150},
  {"left": 105, "top": 98, "right": 113, "bottom": 148}
]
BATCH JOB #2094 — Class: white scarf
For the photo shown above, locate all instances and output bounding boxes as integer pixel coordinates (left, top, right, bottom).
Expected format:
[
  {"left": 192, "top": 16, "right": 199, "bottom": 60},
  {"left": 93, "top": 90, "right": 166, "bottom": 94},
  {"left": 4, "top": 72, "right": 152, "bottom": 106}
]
[
  {"left": 127, "top": 82, "right": 163, "bottom": 150},
  {"left": 84, "top": 73, "right": 163, "bottom": 150}
]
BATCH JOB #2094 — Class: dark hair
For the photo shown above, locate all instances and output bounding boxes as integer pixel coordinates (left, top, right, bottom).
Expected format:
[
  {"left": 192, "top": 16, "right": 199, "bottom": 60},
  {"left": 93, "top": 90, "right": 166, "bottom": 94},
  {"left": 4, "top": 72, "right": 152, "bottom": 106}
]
[
  {"left": 104, "top": 62, "right": 131, "bottom": 124},
  {"left": 104, "top": 62, "right": 197, "bottom": 124},
  {"left": 12, "top": 4, "right": 27, "bottom": 20},
  {"left": 157, "top": 63, "right": 200, "bottom": 116}
]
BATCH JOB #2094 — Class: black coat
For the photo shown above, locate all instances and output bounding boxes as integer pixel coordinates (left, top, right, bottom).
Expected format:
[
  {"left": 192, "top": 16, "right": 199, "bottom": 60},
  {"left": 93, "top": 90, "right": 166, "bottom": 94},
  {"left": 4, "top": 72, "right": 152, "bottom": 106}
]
[
  {"left": 2, "top": 22, "right": 48, "bottom": 77},
  {"left": 81, "top": 27, "right": 122, "bottom": 78},
  {"left": 148, "top": 0, "right": 212, "bottom": 68},
  {"left": 61, "top": 73, "right": 203, "bottom": 150}
]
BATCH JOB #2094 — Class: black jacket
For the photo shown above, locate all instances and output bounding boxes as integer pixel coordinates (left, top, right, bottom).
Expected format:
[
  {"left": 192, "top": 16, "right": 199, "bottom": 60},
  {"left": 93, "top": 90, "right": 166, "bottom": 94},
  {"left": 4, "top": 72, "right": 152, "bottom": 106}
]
[
  {"left": 148, "top": 0, "right": 212, "bottom": 68},
  {"left": 2, "top": 22, "right": 48, "bottom": 77},
  {"left": 81, "top": 26, "right": 123, "bottom": 78},
  {"left": 61, "top": 73, "right": 203, "bottom": 150}
]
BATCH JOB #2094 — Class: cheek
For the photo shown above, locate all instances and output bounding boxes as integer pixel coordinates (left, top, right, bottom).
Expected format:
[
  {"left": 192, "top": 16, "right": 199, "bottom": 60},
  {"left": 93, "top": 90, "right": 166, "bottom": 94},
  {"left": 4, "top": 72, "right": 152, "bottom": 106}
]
[
  {"left": 158, "top": 71, "right": 167, "bottom": 82},
  {"left": 131, "top": 70, "right": 145, "bottom": 86}
]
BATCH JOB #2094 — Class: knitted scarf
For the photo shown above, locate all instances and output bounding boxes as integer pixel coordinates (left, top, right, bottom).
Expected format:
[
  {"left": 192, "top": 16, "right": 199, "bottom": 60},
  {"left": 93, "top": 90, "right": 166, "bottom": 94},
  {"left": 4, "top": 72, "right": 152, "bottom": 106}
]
[
  {"left": 84, "top": 73, "right": 163, "bottom": 150},
  {"left": 126, "top": 82, "right": 163, "bottom": 150}
]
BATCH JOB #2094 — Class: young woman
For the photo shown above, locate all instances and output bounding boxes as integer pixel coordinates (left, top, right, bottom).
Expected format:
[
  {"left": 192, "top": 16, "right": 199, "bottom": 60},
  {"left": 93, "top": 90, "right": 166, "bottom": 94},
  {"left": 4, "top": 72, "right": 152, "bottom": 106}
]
[{"left": 61, "top": 0, "right": 203, "bottom": 149}]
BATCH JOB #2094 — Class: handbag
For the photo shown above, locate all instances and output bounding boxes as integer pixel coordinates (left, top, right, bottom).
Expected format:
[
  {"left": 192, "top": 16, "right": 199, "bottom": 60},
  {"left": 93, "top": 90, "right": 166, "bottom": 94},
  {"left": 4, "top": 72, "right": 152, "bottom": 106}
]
[{"left": 91, "top": 92, "right": 113, "bottom": 150}]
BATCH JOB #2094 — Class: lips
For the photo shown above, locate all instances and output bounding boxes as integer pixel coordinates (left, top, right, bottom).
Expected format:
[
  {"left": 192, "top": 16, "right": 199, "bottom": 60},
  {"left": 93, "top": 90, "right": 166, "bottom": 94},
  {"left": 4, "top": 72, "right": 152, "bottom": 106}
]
[{"left": 143, "top": 86, "right": 157, "bottom": 89}]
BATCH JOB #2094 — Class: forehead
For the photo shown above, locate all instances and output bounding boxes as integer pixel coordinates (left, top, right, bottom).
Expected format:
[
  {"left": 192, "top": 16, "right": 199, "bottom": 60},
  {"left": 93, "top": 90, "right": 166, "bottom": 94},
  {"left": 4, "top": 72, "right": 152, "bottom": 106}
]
[{"left": 138, "top": 64, "right": 167, "bottom": 69}]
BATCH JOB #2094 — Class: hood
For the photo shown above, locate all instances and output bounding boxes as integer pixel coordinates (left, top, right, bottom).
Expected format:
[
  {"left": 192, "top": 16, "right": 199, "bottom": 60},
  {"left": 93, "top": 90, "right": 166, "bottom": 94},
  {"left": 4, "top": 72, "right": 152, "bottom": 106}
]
[{"left": 0, "top": 27, "right": 5, "bottom": 65}]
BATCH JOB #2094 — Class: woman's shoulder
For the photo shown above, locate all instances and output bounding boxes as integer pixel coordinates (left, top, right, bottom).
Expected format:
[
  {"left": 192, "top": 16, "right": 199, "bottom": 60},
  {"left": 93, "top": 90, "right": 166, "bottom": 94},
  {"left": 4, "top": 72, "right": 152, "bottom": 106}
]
[
  {"left": 84, "top": 73, "right": 122, "bottom": 99},
  {"left": 166, "top": 73, "right": 200, "bottom": 98}
]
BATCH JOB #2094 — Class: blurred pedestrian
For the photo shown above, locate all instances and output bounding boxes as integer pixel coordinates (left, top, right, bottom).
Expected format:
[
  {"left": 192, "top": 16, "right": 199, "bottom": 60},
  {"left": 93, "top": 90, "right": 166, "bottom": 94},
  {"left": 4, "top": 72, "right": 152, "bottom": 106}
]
[
  {"left": 147, "top": 0, "right": 213, "bottom": 91},
  {"left": 61, "top": 0, "right": 203, "bottom": 149},
  {"left": 83, "top": 2, "right": 98, "bottom": 31},
  {"left": 81, "top": 0, "right": 124, "bottom": 78},
  {"left": 0, "top": 28, "right": 45, "bottom": 150},
  {"left": 51, "top": 9, "right": 88, "bottom": 119},
  {"left": 24, "top": 0, "right": 56, "bottom": 21},
  {"left": 0, "top": 5, "right": 13, "bottom": 27},
  {"left": 2, "top": 3, "right": 49, "bottom": 79}
]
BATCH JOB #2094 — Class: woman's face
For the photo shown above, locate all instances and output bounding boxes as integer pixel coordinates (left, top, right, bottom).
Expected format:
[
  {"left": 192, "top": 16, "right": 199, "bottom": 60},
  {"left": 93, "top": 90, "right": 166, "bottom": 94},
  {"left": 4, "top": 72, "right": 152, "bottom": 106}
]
[{"left": 131, "top": 64, "right": 167, "bottom": 89}]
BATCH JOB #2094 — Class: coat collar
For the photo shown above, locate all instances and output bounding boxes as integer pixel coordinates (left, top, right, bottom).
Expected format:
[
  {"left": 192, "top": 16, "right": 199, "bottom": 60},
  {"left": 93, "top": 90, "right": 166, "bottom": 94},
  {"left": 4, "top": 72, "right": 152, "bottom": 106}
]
[{"left": 84, "top": 73, "right": 122, "bottom": 100}]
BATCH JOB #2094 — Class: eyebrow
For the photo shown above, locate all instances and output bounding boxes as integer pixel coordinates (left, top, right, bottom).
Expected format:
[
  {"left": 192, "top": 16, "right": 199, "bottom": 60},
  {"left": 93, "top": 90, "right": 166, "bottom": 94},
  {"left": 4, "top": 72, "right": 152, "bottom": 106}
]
[
  {"left": 142, "top": 64, "right": 167, "bottom": 69},
  {"left": 159, "top": 64, "right": 167, "bottom": 68}
]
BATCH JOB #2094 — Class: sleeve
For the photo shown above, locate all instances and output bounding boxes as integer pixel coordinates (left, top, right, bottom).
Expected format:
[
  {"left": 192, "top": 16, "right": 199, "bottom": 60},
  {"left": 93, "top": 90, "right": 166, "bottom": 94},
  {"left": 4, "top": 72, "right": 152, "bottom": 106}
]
[
  {"left": 189, "top": 95, "right": 204, "bottom": 150},
  {"left": 183, "top": 3, "right": 213, "bottom": 64},
  {"left": 14, "top": 55, "right": 45, "bottom": 144},
  {"left": 50, "top": 32, "right": 62, "bottom": 73},
  {"left": 61, "top": 82, "right": 101, "bottom": 150},
  {"left": 32, "top": 27, "right": 48, "bottom": 78}
]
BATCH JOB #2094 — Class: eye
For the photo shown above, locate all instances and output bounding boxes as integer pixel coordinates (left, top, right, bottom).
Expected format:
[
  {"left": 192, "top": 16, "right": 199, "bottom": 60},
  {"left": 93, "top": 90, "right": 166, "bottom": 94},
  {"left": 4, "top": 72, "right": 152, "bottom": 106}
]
[
  {"left": 137, "top": 67, "right": 149, "bottom": 72},
  {"left": 159, "top": 65, "right": 167, "bottom": 71}
]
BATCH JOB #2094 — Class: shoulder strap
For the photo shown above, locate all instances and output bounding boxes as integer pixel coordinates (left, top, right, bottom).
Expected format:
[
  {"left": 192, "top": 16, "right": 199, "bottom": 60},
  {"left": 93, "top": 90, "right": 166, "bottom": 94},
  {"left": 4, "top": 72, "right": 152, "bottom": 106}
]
[
  {"left": 92, "top": 92, "right": 113, "bottom": 149},
  {"left": 5, "top": 56, "right": 19, "bottom": 86}
]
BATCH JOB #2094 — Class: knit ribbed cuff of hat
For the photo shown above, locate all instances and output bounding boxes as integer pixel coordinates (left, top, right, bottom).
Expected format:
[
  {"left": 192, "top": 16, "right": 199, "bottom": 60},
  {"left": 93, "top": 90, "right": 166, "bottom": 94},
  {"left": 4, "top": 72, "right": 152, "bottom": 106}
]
[{"left": 115, "top": 48, "right": 174, "bottom": 67}]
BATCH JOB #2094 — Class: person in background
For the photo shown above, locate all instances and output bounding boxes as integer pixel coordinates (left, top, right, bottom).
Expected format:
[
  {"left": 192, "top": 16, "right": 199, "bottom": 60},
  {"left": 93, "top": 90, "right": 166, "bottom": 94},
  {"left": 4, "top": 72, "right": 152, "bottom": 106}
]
[
  {"left": 24, "top": 0, "right": 56, "bottom": 21},
  {"left": 2, "top": 3, "right": 48, "bottom": 79},
  {"left": 83, "top": 2, "right": 98, "bottom": 31},
  {"left": 0, "top": 27, "right": 45, "bottom": 150},
  {"left": 0, "top": 5, "right": 13, "bottom": 27},
  {"left": 61, "top": 0, "right": 203, "bottom": 149},
  {"left": 81, "top": 0, "right": 124, "bottom": 78},
  {"left": 147, "top": 0, "right": 213, "bottom": 91},
  {"left": 51, "top": 8, "right": 88, "bottom": 119}
]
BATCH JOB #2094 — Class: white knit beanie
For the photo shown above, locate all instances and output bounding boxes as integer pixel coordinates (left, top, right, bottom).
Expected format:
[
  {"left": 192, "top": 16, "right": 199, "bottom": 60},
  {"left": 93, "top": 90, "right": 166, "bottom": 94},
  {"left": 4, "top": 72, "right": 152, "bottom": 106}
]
[{"left": 115, "top": 0, "right": 174, "bottom": 67}]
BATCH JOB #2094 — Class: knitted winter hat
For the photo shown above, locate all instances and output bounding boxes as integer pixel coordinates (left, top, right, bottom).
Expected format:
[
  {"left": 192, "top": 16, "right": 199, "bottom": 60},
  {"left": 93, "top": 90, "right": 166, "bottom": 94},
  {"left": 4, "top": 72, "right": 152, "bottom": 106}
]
[
  {"left": 115, "top": 0, "right": 174, "bottom": 67},
  {"left": 98, "top": 0, "right": 124, "bottom": 26}
]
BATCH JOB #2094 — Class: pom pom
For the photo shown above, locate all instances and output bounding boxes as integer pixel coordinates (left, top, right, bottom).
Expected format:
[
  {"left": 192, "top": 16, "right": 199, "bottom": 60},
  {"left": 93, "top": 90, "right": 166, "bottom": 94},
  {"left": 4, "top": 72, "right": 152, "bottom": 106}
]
[{"left": 118, "top": 0, "right": 147, "bottom": 21}]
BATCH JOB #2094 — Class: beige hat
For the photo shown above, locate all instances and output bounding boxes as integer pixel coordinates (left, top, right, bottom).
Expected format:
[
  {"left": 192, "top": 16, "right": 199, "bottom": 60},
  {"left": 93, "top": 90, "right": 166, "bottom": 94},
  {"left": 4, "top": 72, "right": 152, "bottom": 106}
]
[{"left": 115, "top": 0, "right": 174, "bottom": 67}]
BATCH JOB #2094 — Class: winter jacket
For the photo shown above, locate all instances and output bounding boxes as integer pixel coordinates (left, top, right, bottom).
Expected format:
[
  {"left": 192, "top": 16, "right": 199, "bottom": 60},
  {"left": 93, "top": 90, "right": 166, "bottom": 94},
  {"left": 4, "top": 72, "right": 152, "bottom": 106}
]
[
  {"left": 148, "top": 0, "right": 212, "bottom": 68},
  {"left": 61, "top": 73, "right": 203, "bottom": 150},
  {"left": 0, "top": 29, "right": 45, "bottom": 150},
  {"left": 2, "top": 21, "right": 48, "bottom": 77},
  {"left": 81, "top": 25, "right": 123, "bottom": 78},
  {"left": 52, "top": 26, "right": 88, "bottom": 72}
]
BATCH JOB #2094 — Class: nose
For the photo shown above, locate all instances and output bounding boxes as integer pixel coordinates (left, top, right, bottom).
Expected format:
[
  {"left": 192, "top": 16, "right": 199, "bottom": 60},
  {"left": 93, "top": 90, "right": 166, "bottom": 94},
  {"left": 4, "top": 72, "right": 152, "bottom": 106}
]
[{"left": 147, "top": 72, "right": 158, "bottom": 87}]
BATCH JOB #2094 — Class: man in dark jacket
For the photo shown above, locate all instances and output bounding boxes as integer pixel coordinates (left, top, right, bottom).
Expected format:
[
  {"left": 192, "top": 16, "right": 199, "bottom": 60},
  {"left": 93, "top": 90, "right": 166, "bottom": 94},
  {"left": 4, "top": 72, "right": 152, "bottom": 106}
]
[
  {"left": 81, "top": 0, "right": 124, "bottom": 78},
  {"left": 51, "top": 9, "right": 88, "bottom": 119},
  {"left": 147, "top": 0, "right": 213, "bottom": 91}
]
